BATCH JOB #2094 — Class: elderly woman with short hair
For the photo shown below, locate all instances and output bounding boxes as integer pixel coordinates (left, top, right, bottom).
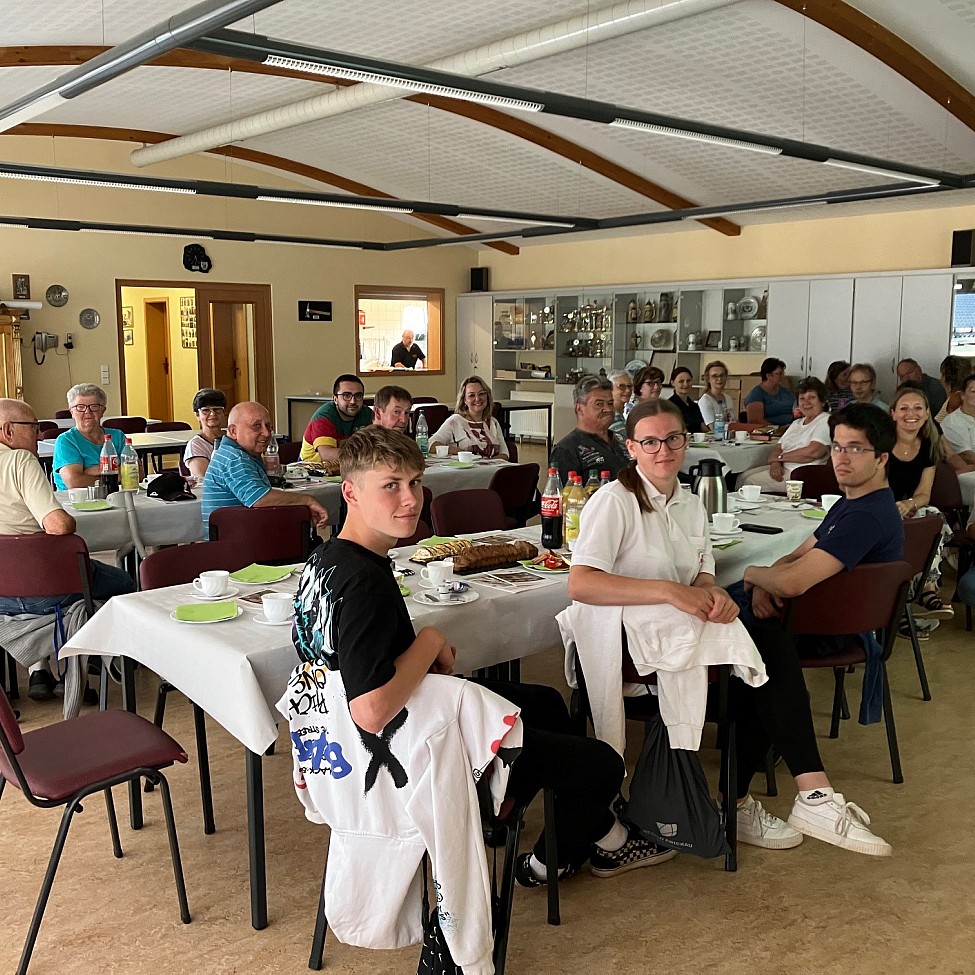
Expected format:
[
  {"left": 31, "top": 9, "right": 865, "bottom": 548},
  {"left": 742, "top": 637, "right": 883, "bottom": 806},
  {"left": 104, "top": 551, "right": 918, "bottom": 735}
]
[
  {"left": 183, "top": 387, "right": 228, "bottom": 478},
  {"left": 52, "top": 383, "right": 126, "bottom": 490}
]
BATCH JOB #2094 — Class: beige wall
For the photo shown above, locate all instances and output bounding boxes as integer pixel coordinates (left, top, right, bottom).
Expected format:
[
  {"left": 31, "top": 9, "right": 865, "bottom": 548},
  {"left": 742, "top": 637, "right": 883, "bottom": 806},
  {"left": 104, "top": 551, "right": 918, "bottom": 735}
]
[{"left": 0, "top": 136, "right": 475, "bottom": 422}]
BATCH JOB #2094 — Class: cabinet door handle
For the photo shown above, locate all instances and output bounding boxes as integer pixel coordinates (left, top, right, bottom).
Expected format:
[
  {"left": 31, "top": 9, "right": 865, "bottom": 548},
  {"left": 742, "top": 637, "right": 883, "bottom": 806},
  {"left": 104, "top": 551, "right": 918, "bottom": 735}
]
[
  {"left": 800, "top": 356, "right": 804, "bottom": 372},
  {"left": 808, "top": 356, "right": 812, "bottom": 374}
]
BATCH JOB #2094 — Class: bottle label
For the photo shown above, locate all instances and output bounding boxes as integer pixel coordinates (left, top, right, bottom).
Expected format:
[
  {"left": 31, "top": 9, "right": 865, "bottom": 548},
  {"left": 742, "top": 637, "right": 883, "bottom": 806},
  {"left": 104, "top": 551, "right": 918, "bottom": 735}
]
[{"left": 541, "top": 495, "right": 561, "bottom": 518}]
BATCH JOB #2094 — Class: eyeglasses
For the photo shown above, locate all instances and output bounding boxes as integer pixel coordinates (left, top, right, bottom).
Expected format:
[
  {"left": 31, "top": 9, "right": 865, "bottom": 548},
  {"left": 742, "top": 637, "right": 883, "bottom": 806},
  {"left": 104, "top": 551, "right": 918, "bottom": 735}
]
[
  {"left": 8, "top": 421, "right": 40, "bottom": 432},
  {"left": 643, "top": 380, "right": 663, "bottom": 388},
  {"left": 829, "top": 443, "right": 877, "bottom": 456},
  {"left": 848, "top": 380, "right": 873, "bottom": 387},
  {"left": 336, "top": 392, "right": 364, "bottom": 401},
  {"left": 198, "top": 407, "right": 225, "bottom": 416},
  {"left": 70, "top": 404, "right": 105, "bottom": 414},
  {"left": 635, "top": 433, "right": 688, "bottom": 453}
]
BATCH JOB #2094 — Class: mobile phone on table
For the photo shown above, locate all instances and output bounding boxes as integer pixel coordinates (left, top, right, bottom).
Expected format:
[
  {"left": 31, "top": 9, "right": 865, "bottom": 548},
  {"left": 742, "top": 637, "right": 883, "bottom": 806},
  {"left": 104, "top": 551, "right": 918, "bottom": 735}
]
[{"left": 741, "top": 523, "right": 783, "bottom": 534}]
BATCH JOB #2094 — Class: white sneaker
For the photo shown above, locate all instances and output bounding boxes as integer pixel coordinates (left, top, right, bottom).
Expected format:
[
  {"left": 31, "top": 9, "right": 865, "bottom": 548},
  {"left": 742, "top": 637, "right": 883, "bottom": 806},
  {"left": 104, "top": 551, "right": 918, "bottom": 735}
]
[
  {"left": 736, "top": 794, "right": 803, "bottom": 849},
  {"left": 787, "top": 790, "right": 892, "bottom": 857}
]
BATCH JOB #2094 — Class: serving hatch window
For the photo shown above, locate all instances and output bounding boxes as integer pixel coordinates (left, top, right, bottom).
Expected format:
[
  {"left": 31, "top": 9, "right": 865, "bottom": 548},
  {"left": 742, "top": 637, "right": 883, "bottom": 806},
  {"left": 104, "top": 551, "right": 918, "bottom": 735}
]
[{"left": 355, "top": 285, "right": 444, "bottom": 374}]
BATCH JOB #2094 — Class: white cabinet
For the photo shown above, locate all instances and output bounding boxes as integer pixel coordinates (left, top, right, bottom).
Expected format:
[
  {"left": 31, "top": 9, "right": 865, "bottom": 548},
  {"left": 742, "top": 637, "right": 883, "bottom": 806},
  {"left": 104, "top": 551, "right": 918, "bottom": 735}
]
[
  {"left": 455, "top": 295, "right": 493, "bottom": 386},
  {"left": 806, "top": 278, "right": 853, "bottom": 380},
  {"left": 767, "top": 280, "right": 809, "bottom": 371},
  {"left": 900, "top": 274, "right": 953, "bottom": 377},
  {"left": 851, "top": 277, "right": 903, "bottom": 399}
]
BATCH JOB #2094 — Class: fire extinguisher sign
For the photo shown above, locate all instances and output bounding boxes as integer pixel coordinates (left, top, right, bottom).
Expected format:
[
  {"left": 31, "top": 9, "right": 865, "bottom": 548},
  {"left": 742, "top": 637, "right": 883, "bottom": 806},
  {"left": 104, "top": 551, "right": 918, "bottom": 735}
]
[{"left": 358, "top": 310, "right": 366, "bottom": 327}]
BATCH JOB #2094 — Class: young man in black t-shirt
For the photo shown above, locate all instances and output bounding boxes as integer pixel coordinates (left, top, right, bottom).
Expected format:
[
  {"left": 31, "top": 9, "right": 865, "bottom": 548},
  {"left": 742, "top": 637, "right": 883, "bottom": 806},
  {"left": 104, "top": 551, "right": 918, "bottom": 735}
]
[{"left": 294, "top": 426, "right": 675, "bottom": 882}]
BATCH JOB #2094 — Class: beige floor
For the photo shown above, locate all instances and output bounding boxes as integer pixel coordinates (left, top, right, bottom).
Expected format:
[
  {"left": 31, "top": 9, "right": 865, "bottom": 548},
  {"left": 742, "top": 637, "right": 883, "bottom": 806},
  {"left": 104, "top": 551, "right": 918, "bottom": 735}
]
[{"left": 3, "top": 449, "right": 974, "bottom": 975}]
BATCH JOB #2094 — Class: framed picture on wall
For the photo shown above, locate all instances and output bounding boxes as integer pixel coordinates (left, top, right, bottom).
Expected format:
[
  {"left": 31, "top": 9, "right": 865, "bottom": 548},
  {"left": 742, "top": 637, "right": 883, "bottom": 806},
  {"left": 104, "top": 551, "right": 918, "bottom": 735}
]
[
  {"left": 705, "top": 330, "right": 722, "bottom": 349},
  {"left": 123, "top": 328, "right": 134, "bottom": 346},
  {"left": 122, "top": 306, "right": 133, "bottom": 328}
]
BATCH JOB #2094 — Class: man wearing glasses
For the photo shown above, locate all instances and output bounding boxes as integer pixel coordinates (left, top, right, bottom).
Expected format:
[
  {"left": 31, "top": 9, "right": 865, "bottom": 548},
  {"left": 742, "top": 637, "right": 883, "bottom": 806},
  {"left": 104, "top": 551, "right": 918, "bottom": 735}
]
[
  {"left": 300, "top": 374, "right": 375, "bottom": 463},
  {"left": 550, "top": 376, "right": 629, "bottom": 486},
  {"left": 52, "top": 383, "right": 126, "bottom": 491}
]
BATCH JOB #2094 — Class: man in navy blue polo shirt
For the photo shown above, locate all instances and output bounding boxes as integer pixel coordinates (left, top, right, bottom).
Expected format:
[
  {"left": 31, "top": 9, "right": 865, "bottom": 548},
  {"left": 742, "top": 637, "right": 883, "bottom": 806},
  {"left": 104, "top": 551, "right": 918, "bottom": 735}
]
[{"left": 202, "top": 401, "right": 329, "bottom": 534}]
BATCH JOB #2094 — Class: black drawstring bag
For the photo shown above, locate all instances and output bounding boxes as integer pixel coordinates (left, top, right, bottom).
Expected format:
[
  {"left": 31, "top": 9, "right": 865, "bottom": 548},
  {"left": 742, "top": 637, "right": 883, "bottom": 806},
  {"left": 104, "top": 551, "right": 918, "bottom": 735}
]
[
  {"left": 626, "top": 713, "right": 729, "bottom": 859},
  {"left": 417, "top": 856, "right": 463, "bottom": 975}
]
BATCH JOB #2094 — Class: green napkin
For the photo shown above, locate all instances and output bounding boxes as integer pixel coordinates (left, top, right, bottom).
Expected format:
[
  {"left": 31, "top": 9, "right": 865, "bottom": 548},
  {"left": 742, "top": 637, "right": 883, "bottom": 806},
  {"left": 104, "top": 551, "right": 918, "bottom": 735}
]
[
  {"left": 712, "top": 539, "right": 744, "bottom": 550},
  {"left": 802, "top": 508, "right": 827, "bottom": 520},
  {"left": 398, "top": 583, "right": 410, "bottom": 597},
  {"left": 230, "top": 564, "right": 293, "bottom": 584},
  {"left": 323, "top": 475, "right": 343, "bottom": 482},
  {"left": 173, "top": 601, "right": 238, "bottom": 622},
  {"left": 444, "top": 461, "right": 476, "bottom": 469},
  {"left": 72, "top": 500, "right": 112, "bottom": 511},
  {"left": 414, "top": 535, "right": 458, "bottom": 549}
]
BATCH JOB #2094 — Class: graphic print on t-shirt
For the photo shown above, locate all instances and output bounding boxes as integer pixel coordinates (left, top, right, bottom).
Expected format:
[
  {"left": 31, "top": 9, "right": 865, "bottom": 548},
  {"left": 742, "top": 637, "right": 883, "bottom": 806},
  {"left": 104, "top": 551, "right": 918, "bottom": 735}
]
[{"left": 294, "top": 560, "right": 341, "bottom": 668}]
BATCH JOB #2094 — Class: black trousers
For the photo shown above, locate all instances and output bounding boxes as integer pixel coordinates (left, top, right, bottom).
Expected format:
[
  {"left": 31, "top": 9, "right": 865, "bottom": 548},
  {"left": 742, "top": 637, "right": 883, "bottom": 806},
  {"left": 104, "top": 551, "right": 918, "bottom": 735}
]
[{"left": 473, "top": 679, "right": 623, "bottom": 869}]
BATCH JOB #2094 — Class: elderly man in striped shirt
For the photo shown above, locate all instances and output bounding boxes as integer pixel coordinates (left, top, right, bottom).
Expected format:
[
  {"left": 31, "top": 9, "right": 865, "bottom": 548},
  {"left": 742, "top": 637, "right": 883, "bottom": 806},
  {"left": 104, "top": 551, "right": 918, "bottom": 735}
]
[{"left": 201, "top": 401, "right": 329, "bottom": 534}]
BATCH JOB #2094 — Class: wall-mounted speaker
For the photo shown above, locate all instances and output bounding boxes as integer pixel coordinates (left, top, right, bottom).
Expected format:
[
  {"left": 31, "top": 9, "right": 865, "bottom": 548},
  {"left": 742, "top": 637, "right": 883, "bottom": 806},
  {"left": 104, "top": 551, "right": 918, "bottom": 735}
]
[
  {"left": 470, "top": 268, "right": 490, "bottom": 292},
  {"left": 951, "top": 230, "right": 975, "bottom": 267}
]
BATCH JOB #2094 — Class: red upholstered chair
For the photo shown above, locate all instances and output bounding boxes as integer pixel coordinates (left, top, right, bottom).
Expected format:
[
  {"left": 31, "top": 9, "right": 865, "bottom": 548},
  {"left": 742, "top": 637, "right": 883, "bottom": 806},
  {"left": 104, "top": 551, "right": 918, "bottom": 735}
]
[
  {"left": 411, "top": 396, "right": 438, "bottom": 405},
  {"left": 489, "top": 463, "right": 540, "bottom": 528},
  {"left": 505, "top": 439, "right": 518, "bottom": 463},
  {"left": 54, "top": 409, "right": 71, "bottom": 419},
  {"left": 139, "top": 541, "right": 249, "bottom": 834},
  {"left": 38, "top": 428, "right": 60, "bottom": 440},
  {"left": 208, "top": 504, "right": 316, "bottom": 563},
  {"left": 412, "top": 404, "right": 450, "bottom": 437},
  {"left": 900, "top": 516, "right": 945, "bottom": 703},
  {"left": 431, "top": 489, "right": 508, "bottom": 535},
  {"left": 103, "top": 416, "right": 147, "bottom": 434},
  {"left": 793, "top": 462, "right": 840, "bottom": 500},
  {"left": 37, "top": 421, "right": 58, "bottom": 434},
  {"left": 0, "top": 685, "right": 190, "bottom": 975},
  {"left": 279, "top": 440, "right": 302, "bottom": 465},
  {"left": 784, "top": 560, "right": 913, "bottom": 783}
]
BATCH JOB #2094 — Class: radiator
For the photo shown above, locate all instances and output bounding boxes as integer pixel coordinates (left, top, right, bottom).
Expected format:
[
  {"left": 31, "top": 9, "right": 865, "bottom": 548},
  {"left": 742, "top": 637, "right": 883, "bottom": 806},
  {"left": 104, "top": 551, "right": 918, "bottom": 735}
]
[{"left": 508, "top": 392, "right": 552, "bottom": 442}]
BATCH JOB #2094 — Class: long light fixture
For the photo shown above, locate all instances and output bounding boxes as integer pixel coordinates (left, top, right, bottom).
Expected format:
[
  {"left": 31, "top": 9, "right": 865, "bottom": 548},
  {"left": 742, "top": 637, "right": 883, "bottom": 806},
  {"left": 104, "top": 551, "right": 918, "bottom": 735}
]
[
  {"left": 255, "top": 194, "right": 414, "bottom": 214},
  {"left": 823, "top": 159, "right": 941, "bottom": 186},
  {"left": 684, "top": 201, "right": 828, "bottom": 219},
  {"left": 610, "top": 118, "right": 782, "bottom": 155},
  {"left": 263, "top": 56, "right": 544, "bottom": 112},
  {"left": 456, "top": 213, "right": 577, "bottom": 228},
  {"left": 6, "top": 172, "right": 195, "bottom": 194}
]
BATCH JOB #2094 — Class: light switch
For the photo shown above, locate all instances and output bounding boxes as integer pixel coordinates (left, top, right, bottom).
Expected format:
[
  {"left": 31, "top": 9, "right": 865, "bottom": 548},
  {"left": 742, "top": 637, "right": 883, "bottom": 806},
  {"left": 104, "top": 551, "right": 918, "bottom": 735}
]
[{"left": 100, "top": 364, "right": 110, "bottom": 384}]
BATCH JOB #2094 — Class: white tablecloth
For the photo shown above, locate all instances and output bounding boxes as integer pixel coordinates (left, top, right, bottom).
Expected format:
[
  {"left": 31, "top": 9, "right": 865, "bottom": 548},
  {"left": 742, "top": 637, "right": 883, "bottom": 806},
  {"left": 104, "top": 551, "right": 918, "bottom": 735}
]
[
  {"left": 683, "top": 439, "right": 774, "bottom": 476},
  {"left": 38, "top": 429, "right": 195, "bottom": 459}
]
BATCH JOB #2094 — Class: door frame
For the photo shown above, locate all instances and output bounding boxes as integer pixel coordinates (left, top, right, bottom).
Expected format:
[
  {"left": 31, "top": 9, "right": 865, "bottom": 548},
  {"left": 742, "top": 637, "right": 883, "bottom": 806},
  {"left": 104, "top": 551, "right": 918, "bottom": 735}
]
[{"left": 115, "top": 280, "right": 275, "bottom": 425}]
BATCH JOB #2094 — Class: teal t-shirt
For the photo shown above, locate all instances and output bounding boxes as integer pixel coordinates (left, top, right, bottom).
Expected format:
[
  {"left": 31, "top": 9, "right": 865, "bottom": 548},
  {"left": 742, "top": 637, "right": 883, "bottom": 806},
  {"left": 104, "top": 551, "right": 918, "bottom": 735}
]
[{"left": 52, "top": 426, "right": 127, "bottom": 490}]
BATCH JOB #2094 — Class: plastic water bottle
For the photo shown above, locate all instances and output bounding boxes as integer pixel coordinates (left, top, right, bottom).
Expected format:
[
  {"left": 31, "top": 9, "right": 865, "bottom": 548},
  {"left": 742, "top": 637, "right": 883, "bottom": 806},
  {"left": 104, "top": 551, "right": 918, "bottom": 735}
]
[
  {"left": 264, "top": 436, "right": 282, "bottom": 477},
  {"left": 415, "top": 412, "right": 430, "bottom": 456},
  {"left": 585, "top": 469, "right": 600, "bottom": 498},
  {"left": 564, "top": 474, "right": 587, "bottom": 551},
  {"left": 599, "top": 470, "right": 612, "bottom": 489},
  {"left": 99, "top": 435, "right": 119, "bottom": 493},
  {"left": 120, "top": 437, "right": 140, "bottom": 491},
  {"left": 540, "top": 467, "right": 563, "bottom": 551},
  {"left": 713, "top": 409, "right": 727, "bottom": 442}
]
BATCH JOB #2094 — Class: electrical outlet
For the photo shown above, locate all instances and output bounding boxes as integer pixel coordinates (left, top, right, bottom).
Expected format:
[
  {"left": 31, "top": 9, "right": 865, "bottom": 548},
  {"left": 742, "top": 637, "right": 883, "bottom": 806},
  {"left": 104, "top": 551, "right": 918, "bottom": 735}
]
[
  {"left": 100, "top": 364, "right": 110, "bottom": 384},
  {"left": 64, "top": 332, "right": 74, "bottom": 350}
]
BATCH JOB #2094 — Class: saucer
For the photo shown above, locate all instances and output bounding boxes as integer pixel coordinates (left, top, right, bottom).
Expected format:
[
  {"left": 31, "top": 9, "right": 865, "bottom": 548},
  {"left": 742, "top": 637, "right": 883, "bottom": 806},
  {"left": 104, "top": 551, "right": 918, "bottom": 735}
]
[
  {"left": 412, "top": 590, "right": 479, "bottom": 607},
  {"left": 254, "top": 614, "right": 293, "bottom": 626},
  {"left": 191, "top": 586, "right": 240, "bottom": 601},
  {"left": 710, "top": 526, "right": 743, "bottom": 536},
  {"left": 729, "top": 501, "right": 761, "bottom": 511}
]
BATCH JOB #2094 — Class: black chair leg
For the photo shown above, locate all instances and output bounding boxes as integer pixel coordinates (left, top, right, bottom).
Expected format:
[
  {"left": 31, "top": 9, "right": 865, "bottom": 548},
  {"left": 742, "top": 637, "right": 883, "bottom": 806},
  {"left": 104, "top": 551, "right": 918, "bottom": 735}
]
[
  {"left": 193, "top": 704, "right": 216, "bottom": 835},
  {"left": 967, "top": 605, "right": 972, "bottom": 632},
  {"left": 308, "top": 857, "right": 330, "bottom": 970},
  {"left": 723, "top": 719, "right": 737, "bottom": 873},
  {"left": 881, "top": 664, "right": 904, "bottom": 784},
  {"left": 7, "top": 651, "right": 20, "bottom": 700},
  {"left": 542, "top": 788, "right": 560, "bottom": 926},
  {"left": 98, "top": 666, "right": 109, "bottom": 711},
  {"left": 104, "top": 787, "right": 123, "bottom": 858},
  {"left": 493, "top": 803, "right": 525, "bottom": 975},
  {"left": 763, "top": 747, "right": 778, "bottom": 797},
  {"left": 829, "top": 669, "right": 846, "bottom": 739},
  {"left": 155, "top": 772, "right": 192, "bottom": 923},
  {"left": 145, "top": 682, "right": 172, "bottom": 793},
  {"left": 906, "top": 608, "right": 932, "bottom": 701}
]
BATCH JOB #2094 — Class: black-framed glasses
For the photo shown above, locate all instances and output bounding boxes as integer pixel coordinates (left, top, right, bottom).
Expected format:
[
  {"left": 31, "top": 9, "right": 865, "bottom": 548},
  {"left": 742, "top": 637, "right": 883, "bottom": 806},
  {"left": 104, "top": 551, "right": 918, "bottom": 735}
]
[
  {"left": 829, "top": 443, "right": 877, "bottom": 456},
  {"left": 335, "top": 392, "right": 364, "bottom": 401},
  {"left": 70, "top": 404, "right": 105, "bottom": 414},
  {"left": 643, "top": 380, "right": 664, "bottom": 388},
  {"left": 635, "top": 432, "right": 688, "bottom": 453},
  {"left": 8, "top": 421, "right": 40, "bottom": 432}
]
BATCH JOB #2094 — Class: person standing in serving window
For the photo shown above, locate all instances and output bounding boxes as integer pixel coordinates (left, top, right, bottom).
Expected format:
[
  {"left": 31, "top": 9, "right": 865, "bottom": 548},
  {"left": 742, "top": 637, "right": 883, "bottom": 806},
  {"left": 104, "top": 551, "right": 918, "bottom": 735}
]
[{"left": 390, "top": 330, "right": 426, "bottom": 370}]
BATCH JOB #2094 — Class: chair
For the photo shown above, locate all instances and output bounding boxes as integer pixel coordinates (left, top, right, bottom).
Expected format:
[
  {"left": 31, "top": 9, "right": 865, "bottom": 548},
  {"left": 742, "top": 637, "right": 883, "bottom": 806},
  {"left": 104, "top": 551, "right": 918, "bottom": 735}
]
[
  {"left": 54, "top": 409, "right": 71, "bottom": 419},
  {"left": 139, "top": 542, "right": 250, "bottom": 834},
  {"left": 793, "top": 462, "right": 840, "bottom": 500},
  {"left": 0, "top": 681, "right": 190, "bottom": 975},
  {"left": 37, "top": 421, "right": 58, "bottom": 434},
  {"left": 930, "top": 461, "right": 967, "bottom": 529},
  {"left": 783, "top": 560, "right": 913, "bottom": 783},
  {"left": 39, "top": 428, "right": 60, "bottom": 441},
  {"left": 431, "top": 489, "right": 507, "bottom": 535},
  {"left": 412, "top": 404, "right": 450, "bottom": 437},
  {"left": 412, "top": 396, "right": 439, "bottom": 405},
  {"left": 489, "top": 463, "right": 540, "bottom": 528},
  {"left": 208, "top": 504, "right": 316, "bottom": 563},
  {"left": 505, "top": 439, "right": 518, "bottom": 463},
  {"left": 103, "top": 416, "right": 147, "bottom": 435},
  {"left": 901, "top": 516, "right": 946, "bottom": 702},
  {"left": 279, "top": 440, "right": 302, "bottom": 465}
]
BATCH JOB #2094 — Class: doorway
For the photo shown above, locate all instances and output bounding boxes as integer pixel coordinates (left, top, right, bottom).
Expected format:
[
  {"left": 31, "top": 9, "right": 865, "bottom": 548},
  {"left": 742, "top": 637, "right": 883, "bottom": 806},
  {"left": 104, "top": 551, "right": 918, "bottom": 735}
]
[{"left": 144, "top": 300, "right": 174, "bottom": 421}]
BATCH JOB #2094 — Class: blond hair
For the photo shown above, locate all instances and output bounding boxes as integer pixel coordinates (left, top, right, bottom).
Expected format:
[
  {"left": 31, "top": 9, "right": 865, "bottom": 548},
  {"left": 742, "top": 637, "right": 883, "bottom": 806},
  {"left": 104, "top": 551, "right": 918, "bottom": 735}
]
[{"left": 339, "top": 426, "right": 424, "bottom": 481}]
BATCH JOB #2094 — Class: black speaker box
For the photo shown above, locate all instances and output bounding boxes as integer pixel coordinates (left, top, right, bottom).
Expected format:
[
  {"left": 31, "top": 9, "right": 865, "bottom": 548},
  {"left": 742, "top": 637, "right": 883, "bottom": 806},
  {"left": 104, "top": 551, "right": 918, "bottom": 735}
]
[
  {"left": 951, "top": 229, "right": 975, "bottom": 267},
  {"left": 470, "top": 267, "right": 490, "bottom": 292}
]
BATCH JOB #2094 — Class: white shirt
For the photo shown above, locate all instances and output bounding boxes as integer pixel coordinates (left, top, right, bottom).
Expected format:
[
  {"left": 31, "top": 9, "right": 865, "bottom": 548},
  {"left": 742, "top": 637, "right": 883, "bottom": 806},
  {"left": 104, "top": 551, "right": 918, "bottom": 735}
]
[
  {"left": 571, "top": 470, "right": 715, "bottom": 584},
  {"left": 941, "top": 409, "right": 975, "bottom": 454},
  {"left": 699, "top": 392, "right": 731, "bottom": 427},
  {"left": 777, "top": 411, "right": 831, "bottom": 477}
]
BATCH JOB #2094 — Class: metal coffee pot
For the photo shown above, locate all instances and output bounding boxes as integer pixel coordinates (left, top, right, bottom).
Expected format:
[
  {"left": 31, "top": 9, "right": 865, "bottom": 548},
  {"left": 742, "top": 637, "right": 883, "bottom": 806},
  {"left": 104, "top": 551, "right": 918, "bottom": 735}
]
[{"left": 688, "top": 458, "right": 727, "bottom": 518}]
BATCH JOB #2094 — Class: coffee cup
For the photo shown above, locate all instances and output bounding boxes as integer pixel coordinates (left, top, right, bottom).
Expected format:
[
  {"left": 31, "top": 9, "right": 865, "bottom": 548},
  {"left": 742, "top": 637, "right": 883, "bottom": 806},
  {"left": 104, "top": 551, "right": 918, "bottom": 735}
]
[
  {"left": 785, "top": 480, "right": 803, "bottom": 502},
  {"left": 820, "top": 493, "right": 842, "bottom": 511},
  {"left": 735, "top": 430, "right": 748, "bottom": 442},
  {"left": 692, "top": 432, "right": 707, "bottom": 443},
  {"left": 739, "top": 484, "right": 761, "bottom": 502},
  {"left": 457, "top": 450, "right": 475, "bottom": 464},
  {"left": 421, "top": 558, "right": 454, "bottom": 587},
  {"left": 261, "top": 592, "right": 293, "bottom": 622},
  {"left": 68, "top": 488, "right": 88, "bottom": 505},
  {"left": 193, "top": 570, "right": 230, "bottom": 597},
  {"left": 712, "top": 513, "right": 740, "bottom": 533},
  {"left": 434, "top": 445, "right": 450, "bottom": 458}
]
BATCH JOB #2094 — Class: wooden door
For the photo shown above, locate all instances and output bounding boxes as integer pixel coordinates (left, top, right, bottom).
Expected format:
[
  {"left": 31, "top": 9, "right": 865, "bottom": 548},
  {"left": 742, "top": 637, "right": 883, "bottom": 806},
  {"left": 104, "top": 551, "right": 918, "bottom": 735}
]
[
  {"left": 207, "top": 302, "right": 252, "bottom": 413},
  {"left": 144, "top": 300, "right": 173, "bottom": 420}
]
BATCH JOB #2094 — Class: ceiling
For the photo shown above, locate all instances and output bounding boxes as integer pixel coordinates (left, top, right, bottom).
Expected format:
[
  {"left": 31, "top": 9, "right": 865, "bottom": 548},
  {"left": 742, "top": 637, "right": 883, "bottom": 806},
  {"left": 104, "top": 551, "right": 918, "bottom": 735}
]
[{"left": 3, "top": 0, "right": 975, "bottom": 249}]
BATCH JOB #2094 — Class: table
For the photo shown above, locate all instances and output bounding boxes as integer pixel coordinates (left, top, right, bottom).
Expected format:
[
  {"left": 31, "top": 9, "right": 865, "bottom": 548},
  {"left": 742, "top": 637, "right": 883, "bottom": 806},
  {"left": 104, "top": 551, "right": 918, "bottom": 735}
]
[
  {"left": 39, "top": 429, "right": 196, "bottom": 464},
  {"left": 495, "top": 398, "right": 554, "bottom": 455},
  {"left": 682, "top": 438, "right": 774, "bottom": 477}
]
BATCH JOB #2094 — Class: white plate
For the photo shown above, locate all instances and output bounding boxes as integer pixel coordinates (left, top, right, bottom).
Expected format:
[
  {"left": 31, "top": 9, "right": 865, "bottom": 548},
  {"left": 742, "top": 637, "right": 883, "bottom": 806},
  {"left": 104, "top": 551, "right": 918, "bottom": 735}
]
[
  {"left": 412, "top": 590, "right": 480, "bottom": 608},
  {"left": 709, "top": 526, "right": 743, "bottom": 537},
  {"left": 191, "top": 586, "right": 241, "bottom": 601},
  {"left": 418, "top": 578, "right": 471, "bottom": 591},
  {"left": 254, "top": 614, "right": 293, "bottom": 626},
  {"left": 729, "top": 501, "right": 760, "bottom": 511},
  {"left": 170, "top": 606, "right": 243, "bottom": 624}
]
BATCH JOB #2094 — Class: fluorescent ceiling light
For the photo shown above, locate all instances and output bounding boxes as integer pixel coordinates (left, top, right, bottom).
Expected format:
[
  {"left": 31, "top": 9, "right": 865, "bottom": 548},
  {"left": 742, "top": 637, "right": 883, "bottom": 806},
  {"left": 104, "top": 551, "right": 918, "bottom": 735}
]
[
  {"left": 264, "top": 55, "right": 544, "bottom": 112},
  {"left": 0, "top": 222, "right": 30, "bottom": 230},
  {"left": 79, "top": 227, "right": 207, "bottom": 239},
  {"left": 823, "top": 159, "right": 940, "bottom": 186},
  {"left": 456, "top": 213, "right": 576, "bottom": 228},
  {"left": 689, "top": 201, "right": 828, "bottom": 219},
  {"left": 0, "top": 91, "right": 68, "bottom": 133},
  {"left": 2, "top": 172, "right": 195, "bottom": 194},
  {"left": 256, "top": 194, "right": 413, "bottom": 214},
  {"left": 260, "top": 238, "right": 363, "bottom": 249},
  {"left": 610, "top": 118, "right": 782, "bottom": 155}
]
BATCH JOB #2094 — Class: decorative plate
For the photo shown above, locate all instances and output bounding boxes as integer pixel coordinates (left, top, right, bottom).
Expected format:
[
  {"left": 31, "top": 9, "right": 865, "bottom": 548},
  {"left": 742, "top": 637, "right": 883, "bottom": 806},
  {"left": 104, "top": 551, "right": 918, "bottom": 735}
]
[
  {"left": 737, "top": 296, "right": 760, "bottom": 320},
  {"left": 46, "top": 284, "right": 69, "bottom": 307},
  {"left": 79, "top": 307, "right": 100, "bottom": 330},
  {"left": 649, "top": 328, "right": 673, "bottom": 350},
  {"left": 749, "top": 324, "right": 767, "bottom": 352},
  {"left": 624, "top": 358, "right": 647, "bottom": 375}
]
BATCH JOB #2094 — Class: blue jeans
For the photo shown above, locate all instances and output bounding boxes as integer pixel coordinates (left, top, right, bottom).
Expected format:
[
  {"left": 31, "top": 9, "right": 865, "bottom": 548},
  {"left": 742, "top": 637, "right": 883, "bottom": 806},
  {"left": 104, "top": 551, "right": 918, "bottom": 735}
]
[
  {"left": 0, "top": 560, "right": 135, "bottom": 616},
  {"left": 957, "top": 567, "right": 975, "bottom": 606}
]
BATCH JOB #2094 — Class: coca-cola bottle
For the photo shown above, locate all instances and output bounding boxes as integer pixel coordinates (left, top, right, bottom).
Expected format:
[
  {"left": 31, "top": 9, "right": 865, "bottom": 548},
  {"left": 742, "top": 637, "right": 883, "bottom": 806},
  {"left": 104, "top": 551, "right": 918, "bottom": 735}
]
[
  {"left": 99, "top": 434, "right": 119, "bottom": 493},
  {"left": 540, "top": 467, "right": 563, "bottom": 551}
]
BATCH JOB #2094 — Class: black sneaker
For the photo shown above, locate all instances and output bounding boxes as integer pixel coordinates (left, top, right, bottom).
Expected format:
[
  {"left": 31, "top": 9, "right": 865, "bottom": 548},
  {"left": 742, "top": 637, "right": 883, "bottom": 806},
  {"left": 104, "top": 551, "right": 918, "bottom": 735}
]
[
  {"left": 589, "top": 830, "right": 677, "bottom": 878},
  {"left": 514, "top": 853, "right": 577, "bottom": 888},
  {"left": 28, "top": 670, "right": 56, "bottom": 701}
]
